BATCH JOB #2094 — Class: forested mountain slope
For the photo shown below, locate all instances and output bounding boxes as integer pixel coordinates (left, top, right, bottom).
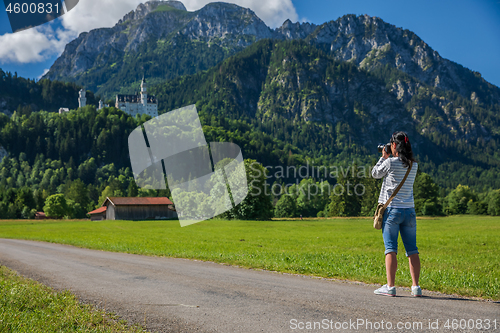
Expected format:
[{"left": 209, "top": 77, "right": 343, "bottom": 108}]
[
  {"left": 151, "top": 39, "right": 500, "bottom": 191},
  {"left": 0, "top": 69, "right": 98, "bottom": 116},
  {"left": 43, "top": 0, "right": 500, "bottom": 109},
  {"left": 43, "top": 1, "right": 276, "bottom": 98},
  {"left": 2, "top": 1, "right": 499, "bottom": 220}
]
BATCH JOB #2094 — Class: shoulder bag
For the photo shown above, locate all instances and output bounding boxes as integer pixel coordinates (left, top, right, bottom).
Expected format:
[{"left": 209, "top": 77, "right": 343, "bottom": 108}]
[{"left": 373, "top": 161, "right": 413, "bottom": 229}]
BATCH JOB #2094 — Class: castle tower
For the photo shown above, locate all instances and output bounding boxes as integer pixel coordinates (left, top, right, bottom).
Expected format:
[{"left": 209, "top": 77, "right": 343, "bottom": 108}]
[
  {"left": 141, "top": 77, "right": 147, "bottom": 107},
  {"left": 78, "top": 89, "right": 87, "bottom": 108},
  {"left": 98, "top": 100, "right": 103, "bottom": 110}
]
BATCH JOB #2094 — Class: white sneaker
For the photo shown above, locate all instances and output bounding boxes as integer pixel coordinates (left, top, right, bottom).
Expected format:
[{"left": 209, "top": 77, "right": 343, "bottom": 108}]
[
  {"left": 374, "top": 284, "right": 396, "bottom": 296},
  {"left": 411, "top": 285, "right": 422, "bottom": 297}
]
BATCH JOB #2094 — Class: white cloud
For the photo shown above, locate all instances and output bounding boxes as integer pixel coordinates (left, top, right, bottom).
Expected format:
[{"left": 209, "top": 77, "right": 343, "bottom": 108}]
[
  {"left": 0, "top": 24, "right": 73, "bottom": 63},
  {"left": 60, "top": 0, "right": 298, "bottom": 33},
  {"left": 0, "top": 29, "right": 51, "bottom": 63},
  {"left": 0, "top": 0, "right": 298, "bottom": 65},
  {"left": 61, "top": 0, "right": 144, "bottom": 35},
  {"left": 0, "top": 0, "right": 144, "bottom": 64},
  {"left": 38, "top": 68, "right": 50, "bottom": 79}
]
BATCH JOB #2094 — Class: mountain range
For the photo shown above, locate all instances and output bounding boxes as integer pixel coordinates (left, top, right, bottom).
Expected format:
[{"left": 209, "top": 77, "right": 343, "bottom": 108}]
[
  {"left": 4, "top": 0, "right": 500, "bottom": 191},
  {"left": 43, "top": 1, "right": 500, "bottom": 103}
]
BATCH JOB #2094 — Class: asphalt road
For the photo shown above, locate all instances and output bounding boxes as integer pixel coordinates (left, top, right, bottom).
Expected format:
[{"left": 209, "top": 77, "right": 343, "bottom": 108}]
[{"left": 0, "top": 239, "right": 498, "bottom": 332}]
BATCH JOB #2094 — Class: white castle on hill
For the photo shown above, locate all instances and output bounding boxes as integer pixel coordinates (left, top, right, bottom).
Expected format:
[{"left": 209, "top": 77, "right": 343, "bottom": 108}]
[
  {"left": 59, "top": 89, "right": 85, "bottom": 115},
  {"left": 76, "top": 89, "right": 105, "bottom": 111},
  {"left": 76, "top": 78, "right": 158, "bottom": 117},
  {"left": 78, "top": 89, "right": 86, "bottom": 108},
  {"left": 115, "top": 77, "right": 158, "bottom": 117}
]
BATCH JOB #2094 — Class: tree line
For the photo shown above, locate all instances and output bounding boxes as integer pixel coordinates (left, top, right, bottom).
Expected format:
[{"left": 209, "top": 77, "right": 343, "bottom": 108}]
[
  {"left": 2, "top": 148, "right": 500, "bottom": 219},
  {"left": 0, "top": 69, "right": 99, "bottom": 113},
  {"left": 2, "top": 36, "right": 500, "bottom": 220}
]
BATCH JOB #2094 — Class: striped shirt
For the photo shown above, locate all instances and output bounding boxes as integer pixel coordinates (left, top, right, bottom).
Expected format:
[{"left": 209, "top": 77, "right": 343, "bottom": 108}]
[{"left": 371, "top": 157, "right": 418, "bottom": 208}]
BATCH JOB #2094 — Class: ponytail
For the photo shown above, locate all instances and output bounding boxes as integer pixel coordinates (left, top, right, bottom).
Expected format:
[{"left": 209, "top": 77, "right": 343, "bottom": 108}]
[{"left": 391, "top": 131, "right": 416, "bottom": 168}]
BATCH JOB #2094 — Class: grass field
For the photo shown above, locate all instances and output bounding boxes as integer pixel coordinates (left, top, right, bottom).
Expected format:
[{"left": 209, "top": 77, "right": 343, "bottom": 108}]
[
  {"left": 0, "top": 215, "right": 498, "bottom": 300},
  {"left": 0, "top": 265, "right": 145, "bottom": 332}
]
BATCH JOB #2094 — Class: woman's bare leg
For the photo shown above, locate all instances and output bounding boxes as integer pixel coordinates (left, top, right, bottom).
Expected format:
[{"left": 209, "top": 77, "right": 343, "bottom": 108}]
[{"left": 385, "top": 252, "right": 397, "bottom": 287}]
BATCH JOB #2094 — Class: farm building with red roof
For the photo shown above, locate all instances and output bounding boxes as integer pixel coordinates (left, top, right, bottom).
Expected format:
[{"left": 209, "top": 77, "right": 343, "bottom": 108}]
[
  {"left": 87, "top": 206, "right": 107, "bottom": 221},
  {"left": 87, "top": 197, "right": 176, "bottom": 221}
]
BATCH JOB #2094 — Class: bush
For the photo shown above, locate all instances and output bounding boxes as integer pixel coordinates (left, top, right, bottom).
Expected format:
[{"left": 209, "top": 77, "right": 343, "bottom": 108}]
[
  {"left": 43, "top": 194, "right": 68, "bottom": 218},
  {"left": 274, "top": 195, "right": 297, "bottom": 218},
  {"left": 66, "top": 200, "right": 87, "bottom": 219},
  {"left": 422, "top": 201, "right": 443, "bottom": 216},
  {"left": 487, "top": 190, "right": 500, "bottom": 216},
  {"left": 220, "top": 159, "right": 274, "bottom": 220},
  {"left": 444, "top": 185, "right": 478, "bottom": 215},
  {"left": 414, "top": 198, "right": 426, "bottom": 215},
  {"left": 467, "top": 200, "right": 488, "bottom": 215},
  {"left": 21, "top": 206, "right": 36, "bottom": 219}
]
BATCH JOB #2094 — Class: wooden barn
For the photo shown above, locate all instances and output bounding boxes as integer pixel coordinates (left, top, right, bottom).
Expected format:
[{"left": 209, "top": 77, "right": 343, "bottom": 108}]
[
  {"left": 87, "top": 206, "right": 107, "bottom": 221},
  {"left": 35, "top": 212, "right": 59, "bottom": 220},
  {"left": 88, "top": 197, "right": 176, "bottom": 221},
  {"left": 35, "top": 212, "right": 47, "bottom": 220}
]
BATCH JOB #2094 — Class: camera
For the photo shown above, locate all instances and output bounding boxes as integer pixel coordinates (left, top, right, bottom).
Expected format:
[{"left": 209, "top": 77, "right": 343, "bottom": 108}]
[{"left": 377, "top": 143, "right": 392, "bottom": 155}]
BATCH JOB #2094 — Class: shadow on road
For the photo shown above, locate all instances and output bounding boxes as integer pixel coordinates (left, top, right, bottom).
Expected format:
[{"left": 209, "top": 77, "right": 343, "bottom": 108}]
[{"left": 396, "top": 295, "right": 500, "bottom": 304}]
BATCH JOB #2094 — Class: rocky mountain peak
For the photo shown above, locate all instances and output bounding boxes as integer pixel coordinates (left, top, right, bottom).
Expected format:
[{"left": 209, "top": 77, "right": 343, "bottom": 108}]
[
  {"left": 275, "top": 19, "right": 317, "bottom": 40},
  {"left": 163, "top": 0, "right": 186, "bottom": 11},
  {"left": 117, "top": 1, "right": 186, "bottom": 25},
  {"left": 305, "top": 14, "right": 500, "bottom": 103},
  {"left": 43, "top": 1, "right": 499, "bottom": 106},
  {"left": 183, "top": 2, "right": 273, "bottom": 41}
]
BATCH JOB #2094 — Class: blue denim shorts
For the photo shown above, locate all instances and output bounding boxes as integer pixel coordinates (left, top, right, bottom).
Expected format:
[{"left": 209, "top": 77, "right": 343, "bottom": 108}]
[{"left": 382, "top": 207, "right": 419, "bottom": 257}]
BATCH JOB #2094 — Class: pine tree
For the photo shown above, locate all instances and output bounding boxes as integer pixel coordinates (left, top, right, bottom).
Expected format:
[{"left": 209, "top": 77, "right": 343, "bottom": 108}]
[{"left": 127, "top": 180, "right": 139, "bottom": 197}]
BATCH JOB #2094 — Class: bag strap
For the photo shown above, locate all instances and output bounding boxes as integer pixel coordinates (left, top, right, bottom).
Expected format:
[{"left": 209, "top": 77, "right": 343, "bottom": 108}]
[{"left": 382, "top": 161, "right": 413, "bottom": 210}]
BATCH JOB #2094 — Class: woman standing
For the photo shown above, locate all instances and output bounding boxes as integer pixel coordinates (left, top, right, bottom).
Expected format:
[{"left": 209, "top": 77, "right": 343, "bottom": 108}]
[{"left": 371, "top": 131, "right": 421, "bottom": 297}]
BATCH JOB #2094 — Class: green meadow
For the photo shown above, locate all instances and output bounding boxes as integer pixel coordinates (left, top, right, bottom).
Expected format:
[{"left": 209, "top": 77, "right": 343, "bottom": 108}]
[
  {"left": 0, "top": 216, "right": 498, "bottom": 300},
  {"left": 0, "top": 265, "right": 144, "bottom": 332}
]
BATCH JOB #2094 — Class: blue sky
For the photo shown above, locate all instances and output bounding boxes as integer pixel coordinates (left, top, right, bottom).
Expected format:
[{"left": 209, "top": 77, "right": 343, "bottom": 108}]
[
  {"left": 293, "top": 0, "right": 500, "bottom": 87},
  {"left": 1, "top": 0, "right": 499, "bottom": 88}
]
